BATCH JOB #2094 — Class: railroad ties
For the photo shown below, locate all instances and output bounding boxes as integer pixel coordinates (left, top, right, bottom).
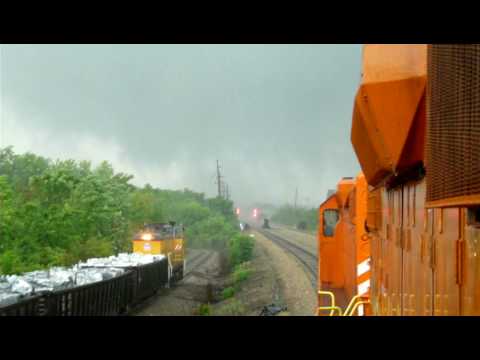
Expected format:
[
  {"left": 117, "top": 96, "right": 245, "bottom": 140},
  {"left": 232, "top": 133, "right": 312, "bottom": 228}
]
[{"left": 257, "top": 228, "right": 318, "bottom": 289}]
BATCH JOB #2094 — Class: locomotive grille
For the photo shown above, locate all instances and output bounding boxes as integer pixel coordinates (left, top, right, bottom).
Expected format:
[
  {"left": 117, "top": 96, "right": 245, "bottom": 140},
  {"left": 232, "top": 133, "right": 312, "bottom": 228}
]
[{"left": 426, "top": 44, "right": 480, "bottom": 204}]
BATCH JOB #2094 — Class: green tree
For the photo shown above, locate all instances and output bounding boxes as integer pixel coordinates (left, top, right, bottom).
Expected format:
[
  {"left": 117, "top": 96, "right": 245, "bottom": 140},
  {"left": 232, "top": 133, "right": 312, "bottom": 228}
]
[
  {"left": 0, "top": 147, "right": 245, "bottom": 275},
  {"left": 271, "top": 204, "right": 318, "bottom": 231}
]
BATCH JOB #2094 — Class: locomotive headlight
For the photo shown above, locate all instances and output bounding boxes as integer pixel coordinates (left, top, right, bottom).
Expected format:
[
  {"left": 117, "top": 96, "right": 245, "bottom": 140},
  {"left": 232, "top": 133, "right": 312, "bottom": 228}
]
[{"left": 141, "top": 233, "right": 153, "bottom": 241}]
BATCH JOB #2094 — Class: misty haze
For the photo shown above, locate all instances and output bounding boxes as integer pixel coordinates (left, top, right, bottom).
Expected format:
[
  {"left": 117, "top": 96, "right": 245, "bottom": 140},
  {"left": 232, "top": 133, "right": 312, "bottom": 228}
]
[
  {"left": 0, "top": 44, "right": 361, "bottom": 209},
  {"left": 1, "top": 43, "right": 368, "bottom": 317}
]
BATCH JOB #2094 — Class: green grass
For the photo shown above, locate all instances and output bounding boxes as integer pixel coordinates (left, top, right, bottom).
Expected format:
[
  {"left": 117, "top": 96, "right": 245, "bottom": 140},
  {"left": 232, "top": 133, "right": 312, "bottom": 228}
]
[
  {"left": 222, "top": 286, "right": 235, "bottom": 300},
  {"left": 216, "top": 299, "right": 246, "bottom": 316},
  {"left": 198, "top": 303, "right": 211, "bottom": 316},
  {"left": 232, "top": 262, "right": 252, "bottom": 284}
]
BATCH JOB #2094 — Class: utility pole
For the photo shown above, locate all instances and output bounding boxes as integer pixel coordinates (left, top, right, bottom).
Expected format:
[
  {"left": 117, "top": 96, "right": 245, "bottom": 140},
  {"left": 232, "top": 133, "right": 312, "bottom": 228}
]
[
  {"left": 225, "top": 183, "right": 230, "bottom": 200},
  {"left": 216, "top": 160, "right": 223, "bottom": 198},
  {"left": 294, "top": 187, "right": 299, "bottom": 223},
  {"left": 294, "top": 187, "right": 298, "bottom": 210}
]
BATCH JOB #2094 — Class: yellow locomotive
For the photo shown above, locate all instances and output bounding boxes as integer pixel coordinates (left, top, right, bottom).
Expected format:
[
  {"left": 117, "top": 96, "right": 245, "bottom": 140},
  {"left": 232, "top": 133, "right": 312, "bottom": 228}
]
[{"left": 132, "top": 222, "right": 186, "bottom": 281}]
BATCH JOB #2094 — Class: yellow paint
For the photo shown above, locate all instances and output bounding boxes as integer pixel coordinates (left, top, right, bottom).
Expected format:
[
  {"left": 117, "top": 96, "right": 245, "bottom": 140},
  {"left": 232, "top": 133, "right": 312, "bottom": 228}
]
[
  {"left": 132, "top": 236, "right": 185, "bottom": 268},
  {"left": 133, "top": 240, "right": 163, "bottom": 254}
]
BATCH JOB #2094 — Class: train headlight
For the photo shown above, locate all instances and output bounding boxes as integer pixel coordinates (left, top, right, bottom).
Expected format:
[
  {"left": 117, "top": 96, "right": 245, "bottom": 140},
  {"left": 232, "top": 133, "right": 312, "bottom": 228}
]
[{"left": 141, "top": 233, "right": 153, "bottom": 241}]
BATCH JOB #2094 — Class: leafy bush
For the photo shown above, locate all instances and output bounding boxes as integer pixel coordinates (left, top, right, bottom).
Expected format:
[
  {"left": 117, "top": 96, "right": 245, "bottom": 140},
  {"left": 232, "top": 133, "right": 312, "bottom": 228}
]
[
  {"left": 228, "top": 234, "right": 254, "bottom": 268},
  {"left": 232, "top": 262, "right": 252, "bottom": 284},
  {"left": 186, "top": 215, "right": 237, "bottom": 250},
  {"left": 0, "top": 250, "right": 23, "bottom": 274},
  {"left": 222, "top": 287, "right": 235, "bottom": 300},
  {"left": 198, "top": 303, "right": 211, "bottom": 316}
]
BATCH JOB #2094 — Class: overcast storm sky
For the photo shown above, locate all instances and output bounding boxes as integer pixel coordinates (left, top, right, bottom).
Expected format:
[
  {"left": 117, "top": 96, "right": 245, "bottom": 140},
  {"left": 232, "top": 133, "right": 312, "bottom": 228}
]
[{"left": 0, "top": 44, "right": 362, "bottom": 208}]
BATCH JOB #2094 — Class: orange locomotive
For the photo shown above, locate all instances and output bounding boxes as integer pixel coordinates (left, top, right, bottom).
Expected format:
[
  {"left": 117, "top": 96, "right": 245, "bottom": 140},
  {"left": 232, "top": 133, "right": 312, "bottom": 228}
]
[
  {"left": 318, "top": 174, "right": 370, "bottom": 315},
  {"left": 318, "top": 44, "right": 480, "bottom": 316}
]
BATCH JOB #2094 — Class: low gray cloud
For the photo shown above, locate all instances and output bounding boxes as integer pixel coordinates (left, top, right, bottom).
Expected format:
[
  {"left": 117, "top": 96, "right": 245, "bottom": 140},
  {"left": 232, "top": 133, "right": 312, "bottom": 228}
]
[{"left": 0, "top": 44, "right": 362, "bottom": 208}]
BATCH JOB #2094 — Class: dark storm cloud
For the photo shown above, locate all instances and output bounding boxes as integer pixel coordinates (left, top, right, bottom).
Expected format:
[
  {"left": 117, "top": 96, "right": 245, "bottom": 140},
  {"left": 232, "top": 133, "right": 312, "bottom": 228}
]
[{"left": 0, "top": 44, "right": 362, "bottom": 208}]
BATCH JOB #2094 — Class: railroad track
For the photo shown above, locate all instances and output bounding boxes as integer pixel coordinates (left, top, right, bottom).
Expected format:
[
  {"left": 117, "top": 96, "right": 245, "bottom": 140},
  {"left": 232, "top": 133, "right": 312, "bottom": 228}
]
[
  {"left": 272, "top": 223, "right": 317, "bottom": 237},
  {"left": 130, "top": 250, "right": 215, "bottom": 315},
  {"left": 268, "top": 226, "right": 317, "bottom": 256},
  {"left": 257, "top": 228, "right": 318, "bottom": 289},
  {"left": 184, "top": 250, "right": 215, "bottom": 278}
]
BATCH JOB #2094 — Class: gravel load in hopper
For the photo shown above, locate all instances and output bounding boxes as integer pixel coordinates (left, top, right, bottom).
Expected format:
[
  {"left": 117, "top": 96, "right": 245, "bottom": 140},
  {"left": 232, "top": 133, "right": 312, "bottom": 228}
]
[
  {"left": 0, "top": 253, "right": 165, "bottom": 308},
  {"left": 78, "top": 253, "right": 165, "bottom": 268}
]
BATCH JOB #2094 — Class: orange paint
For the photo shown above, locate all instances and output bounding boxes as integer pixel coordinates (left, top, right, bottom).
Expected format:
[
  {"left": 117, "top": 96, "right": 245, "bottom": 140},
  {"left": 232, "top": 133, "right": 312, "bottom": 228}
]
[
  {"left": 351, "top": 45, "right": 427, "bottom": 187},
  {"left": 318, "top": 194, "right": 339, "bottom": 287},
  {"left": 318, "top": 174, "right": 370, "bottom": 312}
]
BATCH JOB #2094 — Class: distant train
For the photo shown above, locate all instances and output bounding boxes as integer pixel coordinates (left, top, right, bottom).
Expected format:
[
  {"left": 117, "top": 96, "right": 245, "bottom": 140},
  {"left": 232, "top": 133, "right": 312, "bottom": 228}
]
[
  {"left": 236, "top": 206, "right": 265, "bottom": 227},
  {"left": 318, "top": 44, "right": 480, "bottom": 316},
  {"left": 132, "top": 222, "right": 186, "bottom": 282},
  {"left": 262, "top": 219, "right": 270, "bottom": 229}
]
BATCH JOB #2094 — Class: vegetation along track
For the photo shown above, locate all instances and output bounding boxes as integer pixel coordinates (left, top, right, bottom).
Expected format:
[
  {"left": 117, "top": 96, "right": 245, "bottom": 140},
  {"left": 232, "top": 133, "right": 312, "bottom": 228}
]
[{"left": 257, "top": 229, "right": 317, "bottom": 289}]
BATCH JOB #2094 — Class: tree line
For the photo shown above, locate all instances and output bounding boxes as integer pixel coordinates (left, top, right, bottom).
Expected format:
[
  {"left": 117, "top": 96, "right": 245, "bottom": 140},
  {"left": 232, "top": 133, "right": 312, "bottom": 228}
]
[
  {"left": 270, "top": 204, "right": 318, "bottom": 231},
  {"left": 0, "top": 147, "right": 251, "bottom": 275}
]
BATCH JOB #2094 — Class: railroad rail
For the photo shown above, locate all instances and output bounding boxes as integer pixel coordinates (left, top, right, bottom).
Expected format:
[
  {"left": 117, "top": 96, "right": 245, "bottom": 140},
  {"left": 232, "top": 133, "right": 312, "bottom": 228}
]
[
  {"left": 257, "top": 228, "right": 317, "bottom": 289},
  {"left": 267, "top": 226, "right": 317, "bottom": 256},
  {"left": 129, "top": 250, "right": 215, "bottom": 314},
  {"left": 184, "top": 250, "right": 215, "bottom": 278},
  {"left": 272, "top": 223, "right": 317, "bottom": 237},
  {"left": 258, "top": 228, "right": 349, "bottom": 311}
]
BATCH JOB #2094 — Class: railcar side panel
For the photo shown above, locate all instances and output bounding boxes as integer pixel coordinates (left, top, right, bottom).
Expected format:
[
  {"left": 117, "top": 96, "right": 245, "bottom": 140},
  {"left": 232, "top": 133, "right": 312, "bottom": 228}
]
[
  {"left": 432, "top": 208, "right": 460, "bottom": 315},
  {"left": 463, "top": 212, "right": 480, "bottom": 315}
]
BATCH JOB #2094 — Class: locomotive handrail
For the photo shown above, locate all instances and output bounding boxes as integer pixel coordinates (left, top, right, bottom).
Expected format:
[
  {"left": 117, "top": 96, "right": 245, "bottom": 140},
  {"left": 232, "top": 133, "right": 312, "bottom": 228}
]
[
  {"left": 344, "top": 300, "right": 370, "bottom": 316},
  {"left": 343, "top": 294, "right": 370, "bottom": 316},
  {"left": 317, "top": 291, "right": 338, "bottom": 316},
  {"left": 166, "top": 252, "right": 173, "bottom": 287},
  {"left": 343, "top": 294, "right": 364, "bottom": 316},
  {"left": 317, "top": 291, "right": 371, "bottom": 316},
  {"left": 317, "top": 306, "right": 343, "bottom": 316}
]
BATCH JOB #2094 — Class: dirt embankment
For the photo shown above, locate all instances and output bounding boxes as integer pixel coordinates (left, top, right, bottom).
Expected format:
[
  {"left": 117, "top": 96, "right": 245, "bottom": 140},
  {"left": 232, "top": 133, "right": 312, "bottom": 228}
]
[
  {"left": 211, "top": 235, "right": 280, "bottom": 316},
  {"left": 252, "top": 230, "right": 317, "bottom": 316}
]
